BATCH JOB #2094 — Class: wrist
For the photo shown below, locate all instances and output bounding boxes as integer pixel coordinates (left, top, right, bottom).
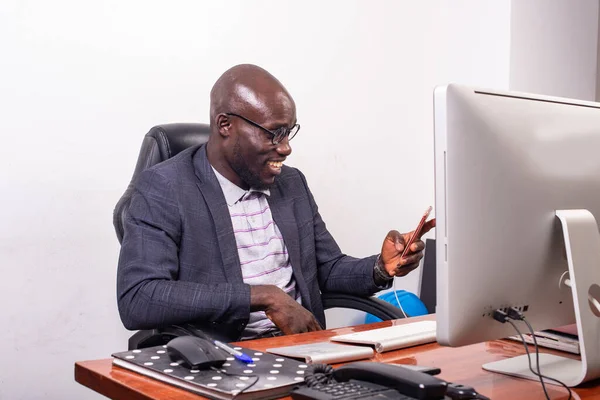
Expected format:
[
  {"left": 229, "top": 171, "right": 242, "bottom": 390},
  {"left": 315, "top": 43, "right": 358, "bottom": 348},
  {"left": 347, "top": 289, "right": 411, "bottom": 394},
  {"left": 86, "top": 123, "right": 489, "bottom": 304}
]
[
  {"left": 250, "top": 285, "right": 280, "bottom": 312},
  {"left": 374, "top": 254, "right": 394, "bottom": 283}
]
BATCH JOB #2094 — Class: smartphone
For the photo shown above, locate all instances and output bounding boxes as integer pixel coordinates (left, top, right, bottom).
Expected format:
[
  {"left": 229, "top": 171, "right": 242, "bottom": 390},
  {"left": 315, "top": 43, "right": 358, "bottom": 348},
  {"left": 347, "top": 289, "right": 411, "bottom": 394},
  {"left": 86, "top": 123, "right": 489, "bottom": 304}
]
[{"left": 401, "top": 206, "right": 433, "bottom": 258}]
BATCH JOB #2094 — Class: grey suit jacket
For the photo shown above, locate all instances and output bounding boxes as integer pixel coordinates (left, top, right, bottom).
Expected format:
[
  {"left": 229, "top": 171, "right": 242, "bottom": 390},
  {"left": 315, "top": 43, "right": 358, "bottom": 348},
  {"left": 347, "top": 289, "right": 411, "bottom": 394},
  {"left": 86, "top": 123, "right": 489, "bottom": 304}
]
[{"left": 117, "top": 144, "right": 381, "bottom": 341}]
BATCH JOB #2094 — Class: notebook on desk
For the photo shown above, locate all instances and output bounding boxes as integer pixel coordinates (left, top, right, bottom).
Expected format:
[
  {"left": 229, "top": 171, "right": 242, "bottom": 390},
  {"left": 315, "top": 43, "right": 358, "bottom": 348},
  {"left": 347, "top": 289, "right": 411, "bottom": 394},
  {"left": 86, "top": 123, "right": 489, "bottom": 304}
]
[
  {"left": 112, "top": 344, "right": 306, "bottom": 400},
  {"left": 330, "top": 320, "right": 437, "bottom": 353}
]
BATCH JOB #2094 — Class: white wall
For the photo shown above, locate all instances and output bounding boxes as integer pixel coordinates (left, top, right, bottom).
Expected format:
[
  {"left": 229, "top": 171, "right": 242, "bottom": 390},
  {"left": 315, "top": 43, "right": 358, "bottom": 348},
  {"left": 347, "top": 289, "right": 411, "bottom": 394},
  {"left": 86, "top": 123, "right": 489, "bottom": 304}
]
[
  {"left": 510, "top": 0, "right": 600, "bottom": 100},
  {"left": 0, "top": 1, "right": 510, "bottom": 398},
  {"left": 597, "top": 4, "right": 600, "bottom": 101}
]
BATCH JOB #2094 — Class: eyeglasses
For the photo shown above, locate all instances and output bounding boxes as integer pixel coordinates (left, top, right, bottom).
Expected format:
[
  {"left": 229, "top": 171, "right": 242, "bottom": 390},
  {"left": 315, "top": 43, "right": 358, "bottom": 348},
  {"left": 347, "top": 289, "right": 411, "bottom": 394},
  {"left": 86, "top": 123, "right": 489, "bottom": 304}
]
[{"left": 226, "top": 112, "right": 300, "bottom": 145}]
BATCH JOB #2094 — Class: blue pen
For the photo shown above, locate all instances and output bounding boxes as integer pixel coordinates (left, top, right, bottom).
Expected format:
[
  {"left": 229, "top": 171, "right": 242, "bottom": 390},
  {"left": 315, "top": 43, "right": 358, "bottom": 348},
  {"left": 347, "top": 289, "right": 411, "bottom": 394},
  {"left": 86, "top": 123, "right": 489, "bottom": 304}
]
[{"left": 214, "top": 340, "right": 253, "bottom": 363}]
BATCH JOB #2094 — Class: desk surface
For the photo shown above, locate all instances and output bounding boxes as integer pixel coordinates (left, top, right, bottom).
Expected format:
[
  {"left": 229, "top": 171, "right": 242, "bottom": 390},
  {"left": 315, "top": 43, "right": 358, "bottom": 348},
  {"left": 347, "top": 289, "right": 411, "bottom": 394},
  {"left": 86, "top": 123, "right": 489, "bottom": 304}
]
[{"left": 75, "top": 315, "right": 600, "bottom": 400}]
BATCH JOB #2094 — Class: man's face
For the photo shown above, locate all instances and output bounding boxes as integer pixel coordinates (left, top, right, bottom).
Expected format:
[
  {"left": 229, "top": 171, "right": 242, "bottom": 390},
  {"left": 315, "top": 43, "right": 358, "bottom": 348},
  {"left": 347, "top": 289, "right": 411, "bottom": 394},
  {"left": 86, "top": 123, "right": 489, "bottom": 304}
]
[{"left": 228, "top": 106, "right": 296, "bottom": 190}]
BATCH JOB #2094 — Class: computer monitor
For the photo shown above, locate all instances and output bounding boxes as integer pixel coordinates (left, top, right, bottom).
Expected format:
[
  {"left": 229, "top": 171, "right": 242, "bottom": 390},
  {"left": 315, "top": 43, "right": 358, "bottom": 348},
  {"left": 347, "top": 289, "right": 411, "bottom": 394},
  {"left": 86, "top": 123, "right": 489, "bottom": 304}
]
[{"left": 433, "top": 84, "right": 600, "bottom": 387}]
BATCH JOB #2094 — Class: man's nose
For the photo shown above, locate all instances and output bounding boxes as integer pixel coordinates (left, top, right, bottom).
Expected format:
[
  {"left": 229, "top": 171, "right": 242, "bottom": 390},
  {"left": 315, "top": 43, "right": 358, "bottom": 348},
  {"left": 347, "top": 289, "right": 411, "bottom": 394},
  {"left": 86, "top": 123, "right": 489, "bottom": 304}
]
[{"left": 276, "top": 137, "right": 292, "bottom": 156}]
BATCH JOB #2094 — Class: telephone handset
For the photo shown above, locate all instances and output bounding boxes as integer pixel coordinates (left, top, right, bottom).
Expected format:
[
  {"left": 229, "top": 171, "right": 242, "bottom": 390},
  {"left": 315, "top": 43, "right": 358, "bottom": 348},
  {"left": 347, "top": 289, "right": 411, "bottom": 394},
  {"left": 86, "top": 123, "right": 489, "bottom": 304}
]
[{"left": 291, "top": 362, "right": 489, "bottom": 400}]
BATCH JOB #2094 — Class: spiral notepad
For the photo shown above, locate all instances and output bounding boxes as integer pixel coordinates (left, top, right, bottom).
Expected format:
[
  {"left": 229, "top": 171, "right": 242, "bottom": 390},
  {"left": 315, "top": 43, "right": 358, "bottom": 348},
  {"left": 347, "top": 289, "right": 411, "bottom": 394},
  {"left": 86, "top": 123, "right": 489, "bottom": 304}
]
[{"left": 112, "top": 344, "right": 307, "bottom": 400}]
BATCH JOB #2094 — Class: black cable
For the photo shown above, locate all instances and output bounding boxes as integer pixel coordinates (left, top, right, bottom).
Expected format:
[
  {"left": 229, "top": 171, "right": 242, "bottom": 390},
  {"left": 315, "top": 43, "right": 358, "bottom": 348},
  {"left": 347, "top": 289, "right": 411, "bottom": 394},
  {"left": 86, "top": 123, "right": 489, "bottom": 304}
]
[
  {"left": 304, "top": 364, "right": 334, "bottom": 387},
  {"left": 519, "top": 316, "right": 572, "bottom": 400},
  {"left": 499, "top": 308, "right": 573, "bottom": 400},
  {"left": 503, "top": 318, "right": 552, "bottom": 400},
  {"left": 506, "top": 308, "right": 572, "bottom": 399}
]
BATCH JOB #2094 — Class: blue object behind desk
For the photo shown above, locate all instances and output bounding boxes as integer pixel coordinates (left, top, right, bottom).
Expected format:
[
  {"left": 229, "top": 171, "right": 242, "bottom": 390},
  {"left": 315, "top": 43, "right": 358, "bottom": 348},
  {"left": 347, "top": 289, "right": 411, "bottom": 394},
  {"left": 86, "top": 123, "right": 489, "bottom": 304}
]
[{"left": 365, "top": 290, "right": 428, "bottom": 324}]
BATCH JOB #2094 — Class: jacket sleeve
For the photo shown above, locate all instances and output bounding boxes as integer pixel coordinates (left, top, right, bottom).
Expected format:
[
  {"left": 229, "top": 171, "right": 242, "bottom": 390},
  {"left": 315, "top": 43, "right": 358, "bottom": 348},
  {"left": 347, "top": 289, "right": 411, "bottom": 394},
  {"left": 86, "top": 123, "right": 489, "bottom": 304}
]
[
  {"left": 116, "top": 168, "right": 251, "bottom": 331},
  {"left": 295, "top": 169, "right": 381, "bottom": 296}
]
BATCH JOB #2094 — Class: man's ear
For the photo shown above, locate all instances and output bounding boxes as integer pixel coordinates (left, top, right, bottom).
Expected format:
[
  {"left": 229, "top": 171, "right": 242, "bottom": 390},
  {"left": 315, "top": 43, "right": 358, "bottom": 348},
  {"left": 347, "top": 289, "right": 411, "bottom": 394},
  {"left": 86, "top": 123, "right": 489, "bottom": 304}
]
[{"left": 216, "top": 113, "right": 232, "bottom": 138}]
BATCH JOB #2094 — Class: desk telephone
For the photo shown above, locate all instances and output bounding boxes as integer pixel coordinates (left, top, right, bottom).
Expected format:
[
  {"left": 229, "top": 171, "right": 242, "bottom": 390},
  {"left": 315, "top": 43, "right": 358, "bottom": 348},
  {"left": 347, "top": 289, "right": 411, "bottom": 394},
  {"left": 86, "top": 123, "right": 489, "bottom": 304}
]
[{"left": 291, "top": 362, "right": 489, "bottom": 400}]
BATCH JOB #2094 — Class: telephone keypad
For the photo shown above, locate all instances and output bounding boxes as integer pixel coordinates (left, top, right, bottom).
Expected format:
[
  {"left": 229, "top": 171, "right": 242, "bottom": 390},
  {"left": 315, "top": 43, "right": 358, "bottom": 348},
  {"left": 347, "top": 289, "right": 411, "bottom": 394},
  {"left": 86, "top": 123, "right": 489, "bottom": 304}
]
[{"left": 291, "top": 379, "right": 418, "bottom": 400}]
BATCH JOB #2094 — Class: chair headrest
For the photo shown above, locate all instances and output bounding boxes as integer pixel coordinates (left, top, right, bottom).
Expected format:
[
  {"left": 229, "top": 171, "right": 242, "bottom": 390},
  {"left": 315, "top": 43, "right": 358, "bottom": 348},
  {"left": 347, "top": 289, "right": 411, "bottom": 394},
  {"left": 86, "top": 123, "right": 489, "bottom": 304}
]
[
  {"left": 113, "top": 123, "right": 211, "bottom": 243},
  {"left": 146, "top": 123, "right": 211, "bottom": 161}
]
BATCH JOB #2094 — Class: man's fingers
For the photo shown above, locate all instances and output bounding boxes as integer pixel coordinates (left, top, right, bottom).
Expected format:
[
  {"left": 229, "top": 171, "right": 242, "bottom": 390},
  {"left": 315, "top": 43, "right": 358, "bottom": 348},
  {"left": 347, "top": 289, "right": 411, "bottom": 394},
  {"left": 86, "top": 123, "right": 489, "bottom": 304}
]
[
  {"left": 394, "top": 263, "right": 419, "bottom": 277},
  {"left": 312, "top": 321, "right": 323, "bottom": 331},
  {"left": 385, "top": 230, "right": 405, "bottom": 252},
  {"left": 401, "top": 251, "right": 423, "bottom": 266},
  {"left": 311, "top": 315, "right": 323, "bottom": 331},
  {"left": 420, "top": 218, "right": 436, "bottom": 237},
  {"left": 280, "top": 324, "right": 294, "bottom": 335},
  {"left": 410, "top": 240, "right": 425, "bottom": 253}
]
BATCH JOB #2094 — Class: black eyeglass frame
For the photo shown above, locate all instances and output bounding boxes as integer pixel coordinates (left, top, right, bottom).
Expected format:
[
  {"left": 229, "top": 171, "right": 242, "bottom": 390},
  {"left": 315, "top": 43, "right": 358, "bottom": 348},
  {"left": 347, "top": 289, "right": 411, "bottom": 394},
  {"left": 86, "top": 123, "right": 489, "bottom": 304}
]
[{"left": 225, "top": 112, "right": 300, "bottom": 145}]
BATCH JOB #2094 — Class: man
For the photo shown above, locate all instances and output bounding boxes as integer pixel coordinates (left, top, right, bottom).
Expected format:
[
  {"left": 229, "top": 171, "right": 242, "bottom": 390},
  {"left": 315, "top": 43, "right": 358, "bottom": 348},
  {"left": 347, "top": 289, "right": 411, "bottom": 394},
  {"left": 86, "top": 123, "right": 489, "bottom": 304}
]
[{"left": 117, "top": 64, "right": 435, "bottom": 341}]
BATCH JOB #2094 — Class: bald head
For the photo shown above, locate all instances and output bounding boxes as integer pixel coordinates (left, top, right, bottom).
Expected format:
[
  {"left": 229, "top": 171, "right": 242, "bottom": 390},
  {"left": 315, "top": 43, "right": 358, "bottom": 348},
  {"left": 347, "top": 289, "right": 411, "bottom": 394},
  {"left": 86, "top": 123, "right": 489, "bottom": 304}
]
[
  {"left": 209, "top": 64, "right": 295, "bottom": 132},
  {"left": 206, "top": 64, "right": 296, "bottom": 190}
]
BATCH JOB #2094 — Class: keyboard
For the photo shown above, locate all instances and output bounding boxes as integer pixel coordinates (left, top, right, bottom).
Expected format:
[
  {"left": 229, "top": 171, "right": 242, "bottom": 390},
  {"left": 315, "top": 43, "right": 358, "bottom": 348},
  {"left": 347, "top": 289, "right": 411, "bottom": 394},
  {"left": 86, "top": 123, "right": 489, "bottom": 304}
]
[{"left": 330, "top": 321, "right": 436, "bottom": 353}]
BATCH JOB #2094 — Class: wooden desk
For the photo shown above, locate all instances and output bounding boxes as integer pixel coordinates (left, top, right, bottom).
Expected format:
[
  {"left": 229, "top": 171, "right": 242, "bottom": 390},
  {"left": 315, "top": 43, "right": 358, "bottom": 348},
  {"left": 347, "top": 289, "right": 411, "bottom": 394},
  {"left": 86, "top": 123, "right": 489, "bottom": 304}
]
[{"left": 75, "top": 316, "right": 600, "bottom": 400}]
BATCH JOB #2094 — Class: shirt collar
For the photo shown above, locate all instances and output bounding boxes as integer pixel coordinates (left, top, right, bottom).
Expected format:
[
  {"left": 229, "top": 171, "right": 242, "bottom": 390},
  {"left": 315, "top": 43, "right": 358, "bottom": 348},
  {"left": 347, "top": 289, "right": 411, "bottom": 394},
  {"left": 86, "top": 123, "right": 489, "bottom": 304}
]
[{"left": 211, "top": 166, "right": 270, "bottom": 206}]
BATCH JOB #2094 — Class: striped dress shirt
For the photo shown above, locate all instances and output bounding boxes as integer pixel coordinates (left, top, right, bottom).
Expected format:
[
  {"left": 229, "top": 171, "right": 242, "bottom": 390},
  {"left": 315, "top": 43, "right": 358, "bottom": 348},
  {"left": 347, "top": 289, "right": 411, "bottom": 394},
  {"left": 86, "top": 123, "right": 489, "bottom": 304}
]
[{"left": 212, "top": 167, "right": 300, "bottom": 339}]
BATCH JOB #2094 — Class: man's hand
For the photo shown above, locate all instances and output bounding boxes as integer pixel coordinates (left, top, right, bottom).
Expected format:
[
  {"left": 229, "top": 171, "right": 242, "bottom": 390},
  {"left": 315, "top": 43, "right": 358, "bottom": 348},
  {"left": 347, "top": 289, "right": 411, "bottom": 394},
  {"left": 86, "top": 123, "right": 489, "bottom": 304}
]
[
  {"left": 380, "top": 218, "right": 436, "bottom": 277},
  {"left": 250, "top": 285, "right": 322, "bottom": 335}
]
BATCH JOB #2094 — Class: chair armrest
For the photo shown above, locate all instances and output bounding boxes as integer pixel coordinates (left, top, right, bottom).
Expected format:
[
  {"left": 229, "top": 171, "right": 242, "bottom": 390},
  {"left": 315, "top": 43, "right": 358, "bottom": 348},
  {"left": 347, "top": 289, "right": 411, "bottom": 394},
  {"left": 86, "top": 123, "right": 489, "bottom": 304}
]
[
  {"left": 128, "top": 329, "right": 180, "bottom": 350},
  {"left": 127, "top": 324, "right": 231, "bottom": 350},
  {"left": 321, "top": 292, "right": 406, "bottom": 321}
]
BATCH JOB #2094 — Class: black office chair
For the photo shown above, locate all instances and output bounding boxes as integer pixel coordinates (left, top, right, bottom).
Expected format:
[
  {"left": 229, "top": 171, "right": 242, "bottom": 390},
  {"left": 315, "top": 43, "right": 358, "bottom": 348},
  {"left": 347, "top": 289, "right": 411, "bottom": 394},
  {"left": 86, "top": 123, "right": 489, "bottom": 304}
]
[
  {"left": 419, "top": 239, "right": 436, "bottom": 315},
  {"left": 114, "top": 123, "right": 405, "bottom": 350}
]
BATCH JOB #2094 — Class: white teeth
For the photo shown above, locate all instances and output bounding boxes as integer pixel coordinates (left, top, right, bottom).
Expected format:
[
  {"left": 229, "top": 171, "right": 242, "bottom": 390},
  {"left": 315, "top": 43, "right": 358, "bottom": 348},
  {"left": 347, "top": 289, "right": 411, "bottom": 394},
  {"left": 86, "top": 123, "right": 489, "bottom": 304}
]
[{"left": 268, "top": 161, "right": 283, "bottom": 168}]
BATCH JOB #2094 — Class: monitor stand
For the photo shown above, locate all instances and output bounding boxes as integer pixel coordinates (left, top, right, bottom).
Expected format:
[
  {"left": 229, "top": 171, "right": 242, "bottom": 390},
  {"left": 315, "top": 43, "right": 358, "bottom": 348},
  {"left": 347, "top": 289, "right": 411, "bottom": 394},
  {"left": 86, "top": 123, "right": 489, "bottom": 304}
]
[{"left": 482, "top": 209, "right": 600, "bottom": 387}]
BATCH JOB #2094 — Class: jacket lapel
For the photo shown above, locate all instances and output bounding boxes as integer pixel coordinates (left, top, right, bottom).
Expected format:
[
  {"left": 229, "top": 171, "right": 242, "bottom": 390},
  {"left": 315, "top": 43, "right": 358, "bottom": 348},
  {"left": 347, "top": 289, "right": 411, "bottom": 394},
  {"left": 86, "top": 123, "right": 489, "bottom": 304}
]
[
  {"left": 192, "top": 146, "right": 311, "bottom": 307},
  {"left": 193, "top": 145, "right": 243, "bottom": 284},
  {"left": 268, "top": 185, "right": 311, "bottom": 310}
]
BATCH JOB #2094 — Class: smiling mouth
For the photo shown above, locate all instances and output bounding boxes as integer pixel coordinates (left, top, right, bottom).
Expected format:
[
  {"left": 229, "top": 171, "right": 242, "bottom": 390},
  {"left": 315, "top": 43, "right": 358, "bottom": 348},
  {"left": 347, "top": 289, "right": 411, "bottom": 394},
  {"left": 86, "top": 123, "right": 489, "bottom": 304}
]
[{"left": 267, "top": 161, "right": 284, "bottom": 169}]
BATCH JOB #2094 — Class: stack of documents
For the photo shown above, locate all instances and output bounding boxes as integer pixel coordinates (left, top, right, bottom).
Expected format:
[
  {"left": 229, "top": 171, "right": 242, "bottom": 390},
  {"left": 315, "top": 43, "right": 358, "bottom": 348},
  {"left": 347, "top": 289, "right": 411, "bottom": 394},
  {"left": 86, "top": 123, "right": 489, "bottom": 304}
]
[{"left": 507, "top": 330, "right": 579, "bottom": 354}]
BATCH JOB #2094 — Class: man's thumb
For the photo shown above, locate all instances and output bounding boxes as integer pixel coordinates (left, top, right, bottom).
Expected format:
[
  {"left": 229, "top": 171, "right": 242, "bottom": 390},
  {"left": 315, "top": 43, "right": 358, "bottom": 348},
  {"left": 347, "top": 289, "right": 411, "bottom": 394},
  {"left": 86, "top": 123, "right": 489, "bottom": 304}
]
[{"left": 387, "top": 230, "right": 404, "bottom": 252}]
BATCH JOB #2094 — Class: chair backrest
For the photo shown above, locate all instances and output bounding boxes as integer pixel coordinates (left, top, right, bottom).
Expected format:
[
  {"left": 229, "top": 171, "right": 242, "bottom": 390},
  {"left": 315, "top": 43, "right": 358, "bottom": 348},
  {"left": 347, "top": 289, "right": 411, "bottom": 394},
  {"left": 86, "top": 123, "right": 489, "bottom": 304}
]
[
  {"left": 419, "top": 238, "right": 437, "bottom": 314},
  {"left": 113, "top": 123, "right": 211, "bottom": 243}
]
